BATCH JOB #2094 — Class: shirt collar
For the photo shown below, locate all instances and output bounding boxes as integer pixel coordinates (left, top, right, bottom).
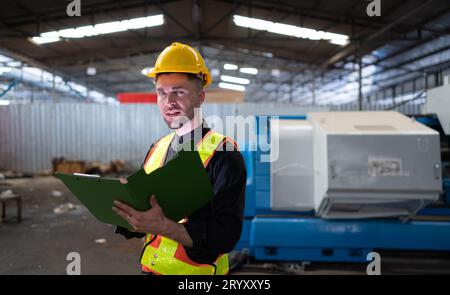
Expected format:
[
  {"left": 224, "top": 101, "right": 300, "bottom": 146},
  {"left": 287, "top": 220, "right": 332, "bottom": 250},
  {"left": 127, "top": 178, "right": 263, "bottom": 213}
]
[{"left": 174, "top": 120, "right": 211, "bottom": 146}]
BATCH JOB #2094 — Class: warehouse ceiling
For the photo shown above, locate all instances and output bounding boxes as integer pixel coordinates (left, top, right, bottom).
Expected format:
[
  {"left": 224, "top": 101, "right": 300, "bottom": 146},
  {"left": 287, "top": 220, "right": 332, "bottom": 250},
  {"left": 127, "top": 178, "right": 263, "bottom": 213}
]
[{"left": 1, "top": 0, "right": 450, "bottom": 103}]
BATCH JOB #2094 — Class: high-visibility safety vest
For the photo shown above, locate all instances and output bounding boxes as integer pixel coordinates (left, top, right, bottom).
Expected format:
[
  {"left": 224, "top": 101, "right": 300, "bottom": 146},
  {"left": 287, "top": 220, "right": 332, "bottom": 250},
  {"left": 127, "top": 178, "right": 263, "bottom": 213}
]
[{"left": 140, "top": 130, "right": 238, "bottom": 275}]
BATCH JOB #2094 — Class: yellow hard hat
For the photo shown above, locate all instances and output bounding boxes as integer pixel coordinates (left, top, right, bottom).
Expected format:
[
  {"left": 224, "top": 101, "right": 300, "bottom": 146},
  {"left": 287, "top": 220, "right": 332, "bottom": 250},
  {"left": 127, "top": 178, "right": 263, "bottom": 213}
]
[{"left": 146, "top": 42, "right": 212, "bottom": 88}]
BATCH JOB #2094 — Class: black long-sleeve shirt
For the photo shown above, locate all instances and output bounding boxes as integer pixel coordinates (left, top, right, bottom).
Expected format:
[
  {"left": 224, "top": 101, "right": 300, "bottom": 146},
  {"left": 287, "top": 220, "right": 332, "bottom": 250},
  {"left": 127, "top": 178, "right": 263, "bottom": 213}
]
[{"left": 116, "top": 122, "right": 246, "bottom": 264}]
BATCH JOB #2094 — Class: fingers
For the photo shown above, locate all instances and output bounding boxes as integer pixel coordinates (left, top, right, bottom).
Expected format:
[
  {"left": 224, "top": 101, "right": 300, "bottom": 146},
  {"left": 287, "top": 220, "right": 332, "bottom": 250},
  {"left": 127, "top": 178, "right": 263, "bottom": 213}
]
[
  {"left": 149, "top": 195, "right": 156, "bottom": 206},
  {"left": 112, "top": 206, "right": 136, "bottom": 227},
  {"left": 113, "top": 200, "right": 137, "bottom": 216},
  {"left": 112, "top": 206, "right": 128, "bottom": 219},
  {"left": 149, "top": 195, "right": 159, "bottom": 208},
  {"left": 112, "top": 201, "right": 141, "bottom": 229},
  {"left": 113, "top": 197, "right": 162, "bottom": 233}
]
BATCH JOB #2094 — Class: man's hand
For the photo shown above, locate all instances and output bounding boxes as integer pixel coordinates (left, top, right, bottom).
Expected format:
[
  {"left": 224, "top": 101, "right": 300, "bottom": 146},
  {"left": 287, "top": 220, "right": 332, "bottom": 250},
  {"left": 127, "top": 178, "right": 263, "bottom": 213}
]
[
  {"left": 112, "top": 195, "right": 194, "bottom": 247},
  {"left": 112, "top": 195, "right": 167, "bottom": 234}
]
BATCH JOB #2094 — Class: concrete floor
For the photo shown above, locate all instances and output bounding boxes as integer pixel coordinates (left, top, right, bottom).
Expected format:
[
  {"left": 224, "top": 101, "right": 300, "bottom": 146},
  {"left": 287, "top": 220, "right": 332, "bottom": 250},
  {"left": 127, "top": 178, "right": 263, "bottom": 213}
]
[
  {"left": 1, "top": 176, "right": 450, "bottom": 275},
  {"left": 0, "top": 176, "right": 143, "bottom": 275}
]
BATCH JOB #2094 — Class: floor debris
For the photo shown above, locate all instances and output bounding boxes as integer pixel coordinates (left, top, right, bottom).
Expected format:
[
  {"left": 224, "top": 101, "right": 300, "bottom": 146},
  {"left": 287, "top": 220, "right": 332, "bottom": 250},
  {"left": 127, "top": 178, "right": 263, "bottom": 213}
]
[
  {"left": 51, "top": 190, "right": 63, "bottom": 197},
  {"left": 95, "top": 238, "right": 107, "bottom": 244},
  {"left": 1, "top": 189, "right": 16, "bottom": 199},
  {"left": 53, "top": 203, "right": 80, "bottom": 214}
]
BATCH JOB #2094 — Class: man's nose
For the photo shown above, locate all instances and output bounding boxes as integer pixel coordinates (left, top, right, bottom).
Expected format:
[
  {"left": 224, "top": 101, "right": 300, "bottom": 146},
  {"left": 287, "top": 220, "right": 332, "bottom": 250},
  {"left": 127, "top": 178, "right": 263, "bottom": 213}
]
[{"left": 167, "top": 92, "right": 178, "bottom": 104}]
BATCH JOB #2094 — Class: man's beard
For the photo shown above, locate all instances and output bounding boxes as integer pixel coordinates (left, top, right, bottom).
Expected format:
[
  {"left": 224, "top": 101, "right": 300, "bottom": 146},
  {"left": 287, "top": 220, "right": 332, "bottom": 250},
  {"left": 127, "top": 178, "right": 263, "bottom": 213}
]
[{"left": 167, "top": 111, "right": 193, "bottom": 129}]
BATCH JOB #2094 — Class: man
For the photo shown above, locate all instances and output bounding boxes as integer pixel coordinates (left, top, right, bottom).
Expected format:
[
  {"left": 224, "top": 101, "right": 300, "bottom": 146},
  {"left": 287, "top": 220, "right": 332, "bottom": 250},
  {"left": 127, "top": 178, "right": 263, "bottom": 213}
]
[{"left": 112, "top": 42, "right": 247, "bottom": 275}]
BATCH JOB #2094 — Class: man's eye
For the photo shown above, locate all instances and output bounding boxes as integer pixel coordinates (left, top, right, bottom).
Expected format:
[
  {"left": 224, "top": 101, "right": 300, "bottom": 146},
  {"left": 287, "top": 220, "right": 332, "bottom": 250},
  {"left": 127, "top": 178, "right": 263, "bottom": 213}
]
[{"left": 176, "top": 91, "right": 185, "bottom": 96}]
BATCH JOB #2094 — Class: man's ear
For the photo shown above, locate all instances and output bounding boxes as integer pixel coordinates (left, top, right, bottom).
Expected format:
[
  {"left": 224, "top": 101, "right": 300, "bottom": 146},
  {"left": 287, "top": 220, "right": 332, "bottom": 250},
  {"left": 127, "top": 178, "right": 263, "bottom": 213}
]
[{"left": 198, "top": 89, "right": 206, "bottom": 105}]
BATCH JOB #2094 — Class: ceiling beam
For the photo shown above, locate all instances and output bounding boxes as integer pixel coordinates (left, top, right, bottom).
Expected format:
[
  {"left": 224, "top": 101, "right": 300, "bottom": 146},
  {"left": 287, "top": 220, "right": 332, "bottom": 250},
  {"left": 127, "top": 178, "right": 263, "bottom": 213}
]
[
  {"left": 320, "top": 0, "right": 435, "bottom": 70},
  {"left": 1, "top": 0, "right": 180, "bottom": 27}
]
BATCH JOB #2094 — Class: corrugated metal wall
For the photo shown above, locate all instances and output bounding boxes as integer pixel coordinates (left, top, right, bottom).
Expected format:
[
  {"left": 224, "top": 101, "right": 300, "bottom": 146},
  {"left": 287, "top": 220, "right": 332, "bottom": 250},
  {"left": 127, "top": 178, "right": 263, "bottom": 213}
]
[
  {"left": 0, "top": 104, "right": 169, "bottom": 173},
  {"left": 0, "top": 102, "right": 423, "bottom": 173}
]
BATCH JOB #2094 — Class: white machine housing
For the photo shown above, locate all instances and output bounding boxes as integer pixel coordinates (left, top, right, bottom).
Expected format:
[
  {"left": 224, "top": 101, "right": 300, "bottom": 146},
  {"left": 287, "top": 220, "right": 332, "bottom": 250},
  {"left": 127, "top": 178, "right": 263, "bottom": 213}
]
[
  {"left": 270, "top": 120, "right": 315, "bottom": 211},
  {"left": 270, "top": 111, "right": 442, "bottom": 219}
]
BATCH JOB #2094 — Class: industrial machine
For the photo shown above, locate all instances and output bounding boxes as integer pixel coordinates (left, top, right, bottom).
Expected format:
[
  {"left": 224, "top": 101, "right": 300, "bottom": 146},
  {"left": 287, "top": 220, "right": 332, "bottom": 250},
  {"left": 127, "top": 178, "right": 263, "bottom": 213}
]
[{"left": 234, "top": 103, "right": 450, "bottom": 264}]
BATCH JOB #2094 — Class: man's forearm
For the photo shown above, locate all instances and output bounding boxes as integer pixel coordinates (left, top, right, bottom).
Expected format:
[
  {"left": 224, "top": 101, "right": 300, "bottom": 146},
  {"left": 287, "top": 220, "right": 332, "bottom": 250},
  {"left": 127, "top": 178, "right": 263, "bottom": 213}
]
[{"left": 161, "top": 219, "right": 193, "bottom": 248}]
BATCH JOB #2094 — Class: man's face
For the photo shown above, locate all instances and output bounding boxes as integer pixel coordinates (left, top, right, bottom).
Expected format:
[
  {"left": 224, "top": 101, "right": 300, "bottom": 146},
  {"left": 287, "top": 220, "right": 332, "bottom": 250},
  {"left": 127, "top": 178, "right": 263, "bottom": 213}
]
[{"left": 155, "top": 73, "right": 205, "bottom": 129}]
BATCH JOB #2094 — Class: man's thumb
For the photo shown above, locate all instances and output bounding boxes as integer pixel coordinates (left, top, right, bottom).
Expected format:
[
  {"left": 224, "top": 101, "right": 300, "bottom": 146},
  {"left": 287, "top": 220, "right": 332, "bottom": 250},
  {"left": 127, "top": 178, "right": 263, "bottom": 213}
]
[{"left": 150, "top": 195, "right": 158, "bottom": 207}]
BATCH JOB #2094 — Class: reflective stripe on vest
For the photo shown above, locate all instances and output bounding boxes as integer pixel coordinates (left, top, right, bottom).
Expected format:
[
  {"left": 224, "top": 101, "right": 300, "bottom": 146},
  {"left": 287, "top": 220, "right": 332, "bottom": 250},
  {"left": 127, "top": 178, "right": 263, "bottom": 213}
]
[
  {"left": 143, "top": 132, "right": 176, "bottom": 174},
  {"left": 141, "top": 236, "right": 229, "bottom": 275},
  {"left": 141, "top": 130, "right": 237, "bottom": 275}
]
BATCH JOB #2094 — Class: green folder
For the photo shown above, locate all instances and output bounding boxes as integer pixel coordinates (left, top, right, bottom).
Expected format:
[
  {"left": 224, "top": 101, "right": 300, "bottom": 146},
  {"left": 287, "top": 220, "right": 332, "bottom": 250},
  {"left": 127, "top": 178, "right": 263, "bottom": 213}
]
[{"left": 54, "top": 150, "right": 214, "bottom": 230}]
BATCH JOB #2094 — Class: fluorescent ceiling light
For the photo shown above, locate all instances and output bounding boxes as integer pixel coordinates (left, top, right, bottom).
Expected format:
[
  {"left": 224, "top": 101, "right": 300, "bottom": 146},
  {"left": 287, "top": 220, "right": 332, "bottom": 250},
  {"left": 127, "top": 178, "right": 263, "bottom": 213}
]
[
  {"left": 30, "top": 36, "right": 61, "bottom": 44},
  {"left": 41, "top": 71, "right": 55, "bottom": 83},
  {"left": 30, "top": 31, "right": 62, "bottom": 43},
  {"left": 6, "top": 61, "right": 21, "bottom": 67},
  {"left": 210, "top": 68, "right": 220, "bottom": 77},
  {"left": 220, "top": 75, "right": 250, "bottom": 85},
  {"left": 0, "top": 55, "right": 13, "bottom": 62},
  {"left": 233, "top": 15, "right": 349, "bottom": 46},
  {"left": 107, "top": 97, "right": 119, "bottom": 105},
  {"left": 125, "top": 16, "right": 161, "bottom": 29},
  {"left": 94, "top": 21, "right": 127, "bottom": 35},
  {"left": 54, "top": 75, "right": 64, "bottom": 84},
  {"left": 41, "top": 31, "right": 59, "bottom": 38},
  {"left": 271, "top": 69, "right": 281, "bottom": 77},
  {"left": 218, "top": 82, "right": 246, "bottom": 92},
  {"left": 90, "top": 91, "right": 105, "bottom": 101},
  {"left": 223, "top": 63, "right": 238, "bottom": 70},
  {"left": 23, "top": 67, "right": 43, "bottom": 77},
  {"left": 141, "top": 67, "right": 152, "bottom": 76},
  {"left": 74, "top": 26, "right": 97, "bottom": 37},
  {"left": 239, "top": 67, "right": 258, "bottom": 75},
  {"left": 329, "top": 38, "right": 348, "bottom": 46},
  {"left": 30, "top": 14, "right": 164, "bottom": 45},
  {"left": 87, "top": 67, "right": 96, "bottom": 76},
  {"left": 0, "top": 67, "right": 12, "bottom": 74},
  {"left": 68, "top": 82, "right": 87, "bottom": 94},
  {"left": 58, "top": 28, "right": 85, "bottom": 38},
  {"left": 0, "top": 100, "right": 10, "bottom": 106}
]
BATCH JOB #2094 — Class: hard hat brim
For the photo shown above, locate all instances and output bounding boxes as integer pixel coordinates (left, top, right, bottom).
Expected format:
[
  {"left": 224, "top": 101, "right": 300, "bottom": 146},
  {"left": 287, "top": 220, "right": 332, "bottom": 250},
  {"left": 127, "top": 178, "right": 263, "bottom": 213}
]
[{"left": 146, "top": 70, "right": 211, "bottom": 88}]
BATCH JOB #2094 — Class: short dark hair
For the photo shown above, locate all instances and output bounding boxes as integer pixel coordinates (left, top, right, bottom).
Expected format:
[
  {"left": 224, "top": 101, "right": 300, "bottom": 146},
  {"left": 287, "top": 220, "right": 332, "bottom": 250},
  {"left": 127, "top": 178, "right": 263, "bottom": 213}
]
[{"left": 155, "top": 73, "right": 204, "bottom": 90}]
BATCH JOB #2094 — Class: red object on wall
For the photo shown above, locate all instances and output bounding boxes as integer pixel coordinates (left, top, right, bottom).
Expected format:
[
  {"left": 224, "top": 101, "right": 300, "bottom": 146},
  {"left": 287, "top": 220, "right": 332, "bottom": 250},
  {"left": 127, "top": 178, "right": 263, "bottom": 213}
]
[{"left": 117, "top": 92, "right": 157, "bottom": 103}]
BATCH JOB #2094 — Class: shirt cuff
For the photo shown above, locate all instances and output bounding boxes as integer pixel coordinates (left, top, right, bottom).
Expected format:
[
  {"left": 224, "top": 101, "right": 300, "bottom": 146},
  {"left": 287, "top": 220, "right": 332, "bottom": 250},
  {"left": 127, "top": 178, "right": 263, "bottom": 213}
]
[
  {"left": 182, "top": 221, "right": 206, "bottom": 250},
  {"left": 115, "top": 226, "right": 146, "bottom": 239}
]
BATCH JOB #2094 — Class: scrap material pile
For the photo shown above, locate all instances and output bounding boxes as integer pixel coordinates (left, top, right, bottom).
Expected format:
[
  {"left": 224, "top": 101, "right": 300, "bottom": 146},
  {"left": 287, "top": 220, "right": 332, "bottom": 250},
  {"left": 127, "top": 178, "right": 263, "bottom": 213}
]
[{"left": 51, "top": 158, "right": 127, "bottom": 176}]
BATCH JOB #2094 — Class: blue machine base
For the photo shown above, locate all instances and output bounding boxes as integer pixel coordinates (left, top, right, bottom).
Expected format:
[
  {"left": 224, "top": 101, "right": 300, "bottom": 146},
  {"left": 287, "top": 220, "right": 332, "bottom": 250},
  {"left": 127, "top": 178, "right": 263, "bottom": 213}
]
[{"left": 243, "top": 217, "right": 450, "bottom": 262}]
